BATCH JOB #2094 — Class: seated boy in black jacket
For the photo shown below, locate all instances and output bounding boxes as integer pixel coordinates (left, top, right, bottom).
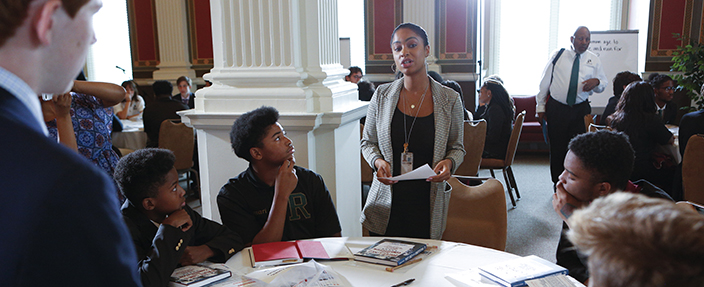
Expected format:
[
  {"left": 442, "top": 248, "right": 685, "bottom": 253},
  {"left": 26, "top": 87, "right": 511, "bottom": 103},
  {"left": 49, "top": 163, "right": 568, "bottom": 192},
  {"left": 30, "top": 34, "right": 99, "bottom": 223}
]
[{"left": 115, "top": 148, "right": 244, "bottom": 287}]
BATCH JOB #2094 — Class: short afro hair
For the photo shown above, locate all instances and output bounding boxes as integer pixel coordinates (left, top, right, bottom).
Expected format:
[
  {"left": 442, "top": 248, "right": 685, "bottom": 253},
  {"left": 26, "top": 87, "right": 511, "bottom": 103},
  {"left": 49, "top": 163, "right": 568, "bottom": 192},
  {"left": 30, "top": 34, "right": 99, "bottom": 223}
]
[
  {"left": 230, "top": 106, "right": 280, "bottom": 162},
  {"left": 612, "top": 71, "right": 641, "bottom": 98},
  {"left": 152, "top": 80, "right": 173, "bottom": 96},
  {"left": 568, "top": 130, "right": 634, "bottom": 190},
  {"left": 114, "top": 148, "right": 176, "bottom": 204}
]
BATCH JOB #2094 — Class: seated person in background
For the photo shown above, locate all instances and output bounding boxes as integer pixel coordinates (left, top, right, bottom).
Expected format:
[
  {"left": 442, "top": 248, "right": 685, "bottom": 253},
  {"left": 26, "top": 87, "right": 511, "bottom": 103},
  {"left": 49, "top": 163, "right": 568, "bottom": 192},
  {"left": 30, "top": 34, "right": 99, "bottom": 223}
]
[
  {"left": 45, "top": 79, "right": 125, "bottom": 179},
  {"left": 476, "top": 75, "right": 514, "bottom": 159},
  {"left": 115, "top": 80, "right": 145, "bottom": 120},
  {"left": 218, "top": 106, "right": 342, "bottom": 245},
  {"left": 600, "top": 71, "right": 641, "bottom": 125},
  {"left": 442, "top": 79, "right": 472, "bottom": 121},
  {"left": 41, "top": 93, "right": 76, "bottom": 150},
  {"left": 345, "top": 66, "right": 363, "bottom": 83},
  {"left": 143, "top": 80, "right": 189, "bottom": 147},
  {"left": 357, "top": 80, "right": 375, "bottom": 102},
  {"left": 552, "top": 130, "right": 673, "bottom": 284},
  {"left": 568, "top": 192, "right": 704, "bottom": 287},
  {"left": 358, "top": 80, "right": 376, "bottom": 125},
  {"left": 428, "top": 70, "right": 443, "bottom": 83},
  {"left": 115, "top": 148, "right": 243, "bottom": 287},
  {"left": 173, "top": 76, "right": 195, "bottom": 109},
  {"left": 648, "top": 73, "right": 678, "bottom": 125},
  {"left": 608, "top": 81, "right": 675, "bottom": 196},
  {"left": 678, "top": 85, "right": 704, "bottom": 156}
]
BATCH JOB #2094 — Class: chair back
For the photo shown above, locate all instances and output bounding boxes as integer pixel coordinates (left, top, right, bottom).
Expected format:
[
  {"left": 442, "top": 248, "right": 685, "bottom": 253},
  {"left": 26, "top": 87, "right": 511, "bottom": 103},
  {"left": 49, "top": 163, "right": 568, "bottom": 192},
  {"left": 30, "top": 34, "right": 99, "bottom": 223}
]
[
  {"left": 504, "top": 111, "right": 525, "bottom": 166},
  {"left": 583, "top": 114, "right": 595, "bottom": 132},
  {"left": 158, "top": 119, "right": 195, "bottom": 170},
  {"left": 360, "top": 123, "right": 374, "bottom": 183},
  {"left": 683, "top": 134, "right": 704, "bottom": 204},
  {"left": 443, "top": 177, "right": 507, "bottom": 250},
  {"left": 454, "top": 120, "right": 487, "bottom": 176}
]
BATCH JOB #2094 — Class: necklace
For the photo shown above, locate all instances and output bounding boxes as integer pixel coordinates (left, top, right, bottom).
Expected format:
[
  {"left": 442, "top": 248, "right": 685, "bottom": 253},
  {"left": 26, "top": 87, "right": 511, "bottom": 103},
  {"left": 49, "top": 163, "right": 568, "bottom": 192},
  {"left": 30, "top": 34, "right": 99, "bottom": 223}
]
[
  {"left": 402, "top": 83, "right": 429, "bottom": 153},
  {"left": 406, "top": 84, "right": 429, "bottom": 109}
]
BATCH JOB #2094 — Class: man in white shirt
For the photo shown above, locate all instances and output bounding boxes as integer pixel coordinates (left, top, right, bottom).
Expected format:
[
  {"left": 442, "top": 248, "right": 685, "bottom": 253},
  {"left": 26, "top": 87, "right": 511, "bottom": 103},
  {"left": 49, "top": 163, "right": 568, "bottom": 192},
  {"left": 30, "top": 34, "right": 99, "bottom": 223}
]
[
  {"left": 536, "top": 26, "right": 608, "bottom": 184},
  {"left": 0, "top": 0, "right": 140, "bottom": 285}
]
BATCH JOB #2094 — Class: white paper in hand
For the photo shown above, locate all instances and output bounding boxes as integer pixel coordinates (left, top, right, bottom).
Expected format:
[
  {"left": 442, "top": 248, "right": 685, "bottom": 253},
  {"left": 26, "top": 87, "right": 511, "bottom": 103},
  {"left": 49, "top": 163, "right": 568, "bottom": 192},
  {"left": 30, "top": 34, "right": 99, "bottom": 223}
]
[{"left": 381, "top": 164, "right": 437, "bottom": 181}]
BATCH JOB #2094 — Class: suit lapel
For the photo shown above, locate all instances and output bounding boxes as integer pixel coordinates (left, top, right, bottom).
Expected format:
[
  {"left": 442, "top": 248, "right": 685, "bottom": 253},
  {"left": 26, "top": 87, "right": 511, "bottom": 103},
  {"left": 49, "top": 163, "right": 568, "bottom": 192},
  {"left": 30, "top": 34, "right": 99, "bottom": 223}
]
[{"left": 0, "top": 88, "right": 46, "bottom": 135}]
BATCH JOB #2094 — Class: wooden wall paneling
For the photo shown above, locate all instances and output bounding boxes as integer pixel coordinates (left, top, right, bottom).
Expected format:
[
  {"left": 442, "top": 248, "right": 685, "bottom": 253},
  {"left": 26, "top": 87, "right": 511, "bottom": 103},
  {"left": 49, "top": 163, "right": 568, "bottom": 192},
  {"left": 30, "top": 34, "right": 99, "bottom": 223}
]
[
  {"left": 436, "top": 0, "right": 477, "bottom": 73},
  {"left": 188, "top": 0, "right": 214, "bottom": 77},
  {"left": 128, "top": 0, "right": 160, "bottom": 79},
  {"left": 645, "top": 0, "right": 699, "bottom": 71},
  {"left": 365, "top": 0, "right": 403, "bottom": 74}
]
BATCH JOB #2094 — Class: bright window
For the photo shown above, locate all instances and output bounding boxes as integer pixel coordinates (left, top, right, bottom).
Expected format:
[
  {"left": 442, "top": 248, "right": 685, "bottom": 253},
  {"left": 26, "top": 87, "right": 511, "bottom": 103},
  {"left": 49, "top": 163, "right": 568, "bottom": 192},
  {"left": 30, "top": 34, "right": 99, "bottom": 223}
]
[
  {"left": 489, "top": 0, "right": 618, "bottom": 96},
  {"left": 86, "top": 0, "right": 133, "bottom": 84}
]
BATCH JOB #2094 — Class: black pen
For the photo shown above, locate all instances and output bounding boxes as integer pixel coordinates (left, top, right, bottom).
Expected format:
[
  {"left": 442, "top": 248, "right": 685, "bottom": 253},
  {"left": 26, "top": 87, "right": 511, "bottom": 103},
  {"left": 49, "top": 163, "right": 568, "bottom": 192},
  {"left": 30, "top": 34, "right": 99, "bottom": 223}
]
[{"left": 391, "top": 278, "right": 415, "bottom": 287}]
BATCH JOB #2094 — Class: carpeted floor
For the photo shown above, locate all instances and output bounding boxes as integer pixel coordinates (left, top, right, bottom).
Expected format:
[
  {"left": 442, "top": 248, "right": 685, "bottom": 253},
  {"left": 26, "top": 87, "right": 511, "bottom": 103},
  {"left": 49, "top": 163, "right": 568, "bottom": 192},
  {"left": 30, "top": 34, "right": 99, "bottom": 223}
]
[{"left": 476, "top": 152, "right": 563, "bottom": 263}]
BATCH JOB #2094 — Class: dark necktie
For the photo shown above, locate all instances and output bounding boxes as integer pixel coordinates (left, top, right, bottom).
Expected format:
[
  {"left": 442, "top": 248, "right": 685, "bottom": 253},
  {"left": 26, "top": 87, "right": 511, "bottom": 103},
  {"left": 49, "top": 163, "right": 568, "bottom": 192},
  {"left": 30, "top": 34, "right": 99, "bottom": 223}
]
[
  {"left": 566, "top": 54, "right": 580, "bottom": 106},
  {"left": 657, "top": 108, "right": 663, "bottom": 119}
]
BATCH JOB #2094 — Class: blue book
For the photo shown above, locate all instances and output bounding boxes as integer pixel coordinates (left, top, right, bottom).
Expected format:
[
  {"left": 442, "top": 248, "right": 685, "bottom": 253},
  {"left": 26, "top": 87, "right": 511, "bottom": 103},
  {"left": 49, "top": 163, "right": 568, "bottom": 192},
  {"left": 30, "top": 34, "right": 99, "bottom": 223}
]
[
  {"left": 478, "top": 255, "right": 568, "bottom": 287},
  {"left": 353, "top": 239, "right": 426, "bottom": 267}
]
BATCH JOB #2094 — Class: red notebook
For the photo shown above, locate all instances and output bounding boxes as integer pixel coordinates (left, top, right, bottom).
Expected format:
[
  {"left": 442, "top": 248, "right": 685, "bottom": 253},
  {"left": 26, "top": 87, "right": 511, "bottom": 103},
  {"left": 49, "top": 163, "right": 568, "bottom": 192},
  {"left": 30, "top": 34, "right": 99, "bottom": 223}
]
[{"left": 248, "top": 240, "right": 353, "bottom": 267}]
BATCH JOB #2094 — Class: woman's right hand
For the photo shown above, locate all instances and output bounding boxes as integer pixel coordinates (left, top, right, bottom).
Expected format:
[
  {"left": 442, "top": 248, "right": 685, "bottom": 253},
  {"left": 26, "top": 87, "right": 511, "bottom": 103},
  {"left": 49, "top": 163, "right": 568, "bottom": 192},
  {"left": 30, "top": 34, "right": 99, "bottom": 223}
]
[{"left": 374, "top": 158, "right": 397, "bottom": 185}]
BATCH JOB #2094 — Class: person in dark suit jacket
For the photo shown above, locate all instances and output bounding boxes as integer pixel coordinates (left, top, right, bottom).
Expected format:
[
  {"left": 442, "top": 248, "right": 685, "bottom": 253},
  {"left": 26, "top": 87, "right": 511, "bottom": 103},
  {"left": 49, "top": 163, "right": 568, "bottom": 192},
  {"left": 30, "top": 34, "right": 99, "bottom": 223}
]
[
  {"left": 116, "top": 149, "right": 243, "bottom": 287},
  {"left": 143, "top": 80, "right": 189, "bottom": 147},
  {"left": 648, "top": 73, "right": 678, "bottom": 125},
  {"left": 172, "top": 75, "right": 195, "bottom": 109},
  {"left": 0, "top": 0, "right": 140, "bottom": 286},
  {"left": 679, "top": 109, "right": 704, "bottom": 156}
]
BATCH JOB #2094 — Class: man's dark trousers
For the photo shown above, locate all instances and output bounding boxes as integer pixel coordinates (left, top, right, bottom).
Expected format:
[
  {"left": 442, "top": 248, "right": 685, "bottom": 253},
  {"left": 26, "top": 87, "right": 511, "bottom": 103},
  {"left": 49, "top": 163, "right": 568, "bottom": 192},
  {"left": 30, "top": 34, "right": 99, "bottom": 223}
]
[{"left": 546, "top": 96, "right": 590, "bottom": 183}]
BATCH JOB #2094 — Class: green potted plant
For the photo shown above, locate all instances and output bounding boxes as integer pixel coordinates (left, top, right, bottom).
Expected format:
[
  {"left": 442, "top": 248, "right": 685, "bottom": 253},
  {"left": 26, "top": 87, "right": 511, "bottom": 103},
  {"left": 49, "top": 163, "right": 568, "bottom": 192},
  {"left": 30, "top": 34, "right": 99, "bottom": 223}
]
[{"left": 670, "top": 33, "right": 704, "bottom": 111}]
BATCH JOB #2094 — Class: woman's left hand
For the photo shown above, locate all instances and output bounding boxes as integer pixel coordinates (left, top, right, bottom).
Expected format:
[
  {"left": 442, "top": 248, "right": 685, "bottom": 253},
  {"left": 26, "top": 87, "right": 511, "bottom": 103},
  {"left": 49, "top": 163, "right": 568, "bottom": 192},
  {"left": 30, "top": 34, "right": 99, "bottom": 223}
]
[{"left": 428, "top": 159, "right": 452, "bottom": 182}]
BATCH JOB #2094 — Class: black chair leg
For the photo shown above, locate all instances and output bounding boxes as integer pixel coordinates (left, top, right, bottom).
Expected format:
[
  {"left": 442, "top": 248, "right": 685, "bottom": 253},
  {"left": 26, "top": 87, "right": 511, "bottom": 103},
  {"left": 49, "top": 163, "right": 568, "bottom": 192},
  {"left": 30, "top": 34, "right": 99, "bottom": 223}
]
[
  {"left": 489, "top": 169, "right": 496, "bottom": 178},
  {"left": 507, "top": 166, "right": 520, "bottom": 199},
  {"left": 502, "top": 168, "right": 516, "bottom": 207}
]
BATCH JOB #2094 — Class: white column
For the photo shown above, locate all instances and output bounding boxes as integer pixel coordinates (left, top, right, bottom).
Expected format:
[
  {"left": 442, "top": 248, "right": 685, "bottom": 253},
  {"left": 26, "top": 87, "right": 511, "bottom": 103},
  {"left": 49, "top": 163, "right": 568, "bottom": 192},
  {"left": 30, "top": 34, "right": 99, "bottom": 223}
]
[
  {"left": 181, "top": 0, "right": 366, "bottom": 237},
  {"left": 403, "top": 0, "right": 441, "bottom": 73},
  {"left": 152, "top": 0, "right": 196, "bottom": 81}
]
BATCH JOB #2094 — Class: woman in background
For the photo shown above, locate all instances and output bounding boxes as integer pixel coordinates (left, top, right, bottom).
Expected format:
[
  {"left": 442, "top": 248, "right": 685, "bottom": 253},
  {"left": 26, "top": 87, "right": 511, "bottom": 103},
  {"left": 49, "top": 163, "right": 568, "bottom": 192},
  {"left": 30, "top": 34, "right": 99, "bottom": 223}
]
[
  {"left": 608, "top": 81, "right": 675, "bottom": 196},
  {"left": 46, "top": 79, "right": 125, "bottom": 179},
  {"left": 114, "top": 80, "right": 145, "bottom": 120},
  {"left": 476, "top": 75, "right": 515, "bottom": 159},
  {"left": 361, "top": 23, "right": 465, "bottom": 239}
]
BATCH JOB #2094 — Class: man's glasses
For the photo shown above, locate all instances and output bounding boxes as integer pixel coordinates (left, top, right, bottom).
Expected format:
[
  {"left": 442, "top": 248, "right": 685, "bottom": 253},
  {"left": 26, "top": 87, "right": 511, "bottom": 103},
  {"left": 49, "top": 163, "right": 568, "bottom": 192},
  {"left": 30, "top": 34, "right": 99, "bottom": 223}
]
[{"left": 661, "top": 86, "right": 675, "bottom": 91}]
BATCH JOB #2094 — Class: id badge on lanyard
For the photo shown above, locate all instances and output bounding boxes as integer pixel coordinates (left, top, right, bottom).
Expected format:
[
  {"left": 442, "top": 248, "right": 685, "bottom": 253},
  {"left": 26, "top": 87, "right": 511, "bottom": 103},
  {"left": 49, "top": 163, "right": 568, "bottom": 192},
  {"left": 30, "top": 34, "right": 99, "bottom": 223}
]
[{"left": 401, "top": 143, "right": 413, "bottom": 174}]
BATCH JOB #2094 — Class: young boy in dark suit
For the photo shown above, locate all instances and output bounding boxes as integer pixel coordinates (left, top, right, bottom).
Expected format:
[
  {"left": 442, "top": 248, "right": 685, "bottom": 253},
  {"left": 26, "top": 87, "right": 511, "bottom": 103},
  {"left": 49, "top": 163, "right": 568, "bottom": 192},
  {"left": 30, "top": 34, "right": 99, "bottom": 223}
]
[{"left": 115, "top": 148, "right": 244, "bottom": 287}]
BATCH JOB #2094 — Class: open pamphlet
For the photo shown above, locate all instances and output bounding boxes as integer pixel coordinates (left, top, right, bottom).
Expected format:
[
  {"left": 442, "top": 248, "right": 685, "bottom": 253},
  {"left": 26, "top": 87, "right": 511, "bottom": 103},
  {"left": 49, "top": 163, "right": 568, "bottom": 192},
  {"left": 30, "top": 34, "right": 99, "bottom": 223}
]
[
  {"left": 169, "top": 264, "right": 232, "bottom": 287},
  {"left": 353, "top": 239, "right": 427, "bottom": 266},
  {"left": 477, "top": 255, "right": 568, "bottom": 287},
  {"left": 249, "top": 240, "right": 353, "bottom": 268}
]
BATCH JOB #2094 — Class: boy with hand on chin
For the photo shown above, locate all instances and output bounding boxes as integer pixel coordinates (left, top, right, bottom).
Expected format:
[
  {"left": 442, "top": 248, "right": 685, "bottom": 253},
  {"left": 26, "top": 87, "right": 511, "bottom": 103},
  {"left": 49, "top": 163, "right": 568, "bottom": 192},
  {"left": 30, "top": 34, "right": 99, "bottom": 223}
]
[
  {"left": 115, "top": 148, "right": 244, "bottom": 287},
  {"left": 218, "top": 106, "right": 342, "bottom": 246}
]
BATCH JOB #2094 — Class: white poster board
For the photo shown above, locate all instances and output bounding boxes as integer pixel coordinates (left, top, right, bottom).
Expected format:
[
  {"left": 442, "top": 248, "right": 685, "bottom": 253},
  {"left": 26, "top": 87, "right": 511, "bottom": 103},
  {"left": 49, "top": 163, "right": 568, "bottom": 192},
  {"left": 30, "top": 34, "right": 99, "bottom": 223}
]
[{"left": 588, "top": 30, "right": 639, "bottom": 110}]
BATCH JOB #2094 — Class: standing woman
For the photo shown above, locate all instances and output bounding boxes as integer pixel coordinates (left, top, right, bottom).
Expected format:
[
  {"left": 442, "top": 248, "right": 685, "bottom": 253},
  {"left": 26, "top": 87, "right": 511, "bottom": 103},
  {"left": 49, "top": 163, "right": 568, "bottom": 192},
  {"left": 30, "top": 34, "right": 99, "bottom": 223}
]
[
  {"left": 361, "top": 23, "right": 465, "bottom": 239},
  {"left": 477, "top": 75, "right": 515, "bottom": 159}
]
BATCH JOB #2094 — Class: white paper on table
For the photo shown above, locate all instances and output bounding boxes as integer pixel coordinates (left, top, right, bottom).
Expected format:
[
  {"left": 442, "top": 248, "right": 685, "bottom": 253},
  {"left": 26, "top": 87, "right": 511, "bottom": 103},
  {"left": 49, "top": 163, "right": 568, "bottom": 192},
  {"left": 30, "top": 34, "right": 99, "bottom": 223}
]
[
  {"left": 244, "top": 260, "right": 351, "bottom": 287},
  {"left": 525, "top": 274, "right": 575, "bottom": 287},
  {"left": 381, "top": 164, "right": 437, "bottom": 181},
  {"left": 445, "top": 268, "right": 496, "bottom": 287}
]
